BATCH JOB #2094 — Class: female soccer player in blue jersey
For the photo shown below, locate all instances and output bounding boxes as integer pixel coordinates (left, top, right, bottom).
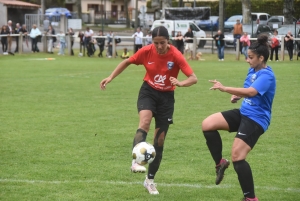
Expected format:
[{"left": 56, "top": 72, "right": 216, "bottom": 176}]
[{"left": 202, "top": 34, "right": 276, "bottom": 201}]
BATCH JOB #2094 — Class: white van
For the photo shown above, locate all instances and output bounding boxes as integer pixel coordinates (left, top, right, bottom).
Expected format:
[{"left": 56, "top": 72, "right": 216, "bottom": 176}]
[
  {"left": 251, "top": 12, "right": 271, "bottom": 25},
  {"left": 150, "top": 20, "right": 207, "bottom": 47}
]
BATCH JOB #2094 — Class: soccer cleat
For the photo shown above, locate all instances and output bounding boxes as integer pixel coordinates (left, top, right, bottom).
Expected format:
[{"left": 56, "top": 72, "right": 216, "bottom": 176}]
[
  {"left": 241, "top": 197, "right": 259, "bottom": 201},
  {"left": 131, "top": 162, "right": 146, "bottom": 173},
  {"left": 215, "top": 158, "right": 230, "bottom": 185},
  {"left": 144, "top": 176, "right": 159, "bottom": 194}
]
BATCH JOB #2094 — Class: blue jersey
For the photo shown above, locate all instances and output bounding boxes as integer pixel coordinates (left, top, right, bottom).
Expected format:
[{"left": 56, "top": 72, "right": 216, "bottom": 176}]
[{"left": 240, "top": 66, "right": 276, "bottom": 131}]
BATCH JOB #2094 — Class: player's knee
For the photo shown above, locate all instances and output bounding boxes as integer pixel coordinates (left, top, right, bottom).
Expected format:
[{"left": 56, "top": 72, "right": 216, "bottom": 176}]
[
  {"left": 154, "top": 122, "right": 169, "bottom": 147},
  {"left": 202, "top": 117, "right": 214, "bottom": 131}
]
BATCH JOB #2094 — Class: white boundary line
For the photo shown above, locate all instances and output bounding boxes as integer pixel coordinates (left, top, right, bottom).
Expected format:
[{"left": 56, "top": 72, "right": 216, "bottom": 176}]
[{"left": 0, "top": 178, "right": 299, "bottom": 193}]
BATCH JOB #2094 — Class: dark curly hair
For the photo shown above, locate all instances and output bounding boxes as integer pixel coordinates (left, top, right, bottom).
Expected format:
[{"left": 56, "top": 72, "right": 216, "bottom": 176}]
[{"left": 249, "top": 34, "right": 270, "bottom": 62}]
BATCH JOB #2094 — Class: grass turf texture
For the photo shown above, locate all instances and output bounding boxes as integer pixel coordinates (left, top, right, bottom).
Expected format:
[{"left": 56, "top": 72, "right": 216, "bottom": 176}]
[{"left": 0, "top": 52, "right": 299, "bottom": 201}]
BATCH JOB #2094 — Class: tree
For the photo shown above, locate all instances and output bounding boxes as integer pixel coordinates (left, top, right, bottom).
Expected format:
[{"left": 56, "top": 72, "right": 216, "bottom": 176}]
[
  {"left": 124, "top": 0, "right": 130, "bottom": 28},
  {"left": 241, "top": 0, "right": 251, "bottom": 24},
  {"left": 219, "top": 0, "right": 225, "bottom": 32},
  {"left": 178, "top": 0, "right": 183, "bottom": 7},
  {"left": 76, "top": 0, "right": 82, "bottom": 19},
  {"left": 283, "top": 0, "right": 294, "bottom": 24}
]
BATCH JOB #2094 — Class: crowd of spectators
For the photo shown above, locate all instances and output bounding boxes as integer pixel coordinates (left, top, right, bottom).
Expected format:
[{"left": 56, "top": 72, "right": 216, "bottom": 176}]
[{"left": 0, "top": 19, "right": 297, "bottom": 61}]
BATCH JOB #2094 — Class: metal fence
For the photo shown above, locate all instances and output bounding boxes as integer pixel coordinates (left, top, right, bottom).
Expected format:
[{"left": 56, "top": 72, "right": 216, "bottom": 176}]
[{"left": 25, "top": 14, "right": 61, "bottom": 33}]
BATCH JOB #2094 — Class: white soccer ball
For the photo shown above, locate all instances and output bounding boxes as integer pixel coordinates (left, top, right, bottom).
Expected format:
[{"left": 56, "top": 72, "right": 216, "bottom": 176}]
[
  {"left": 132, "top": 142, "right": 156, "bottom": 165},
  {"left": 78, "top": 53, "right": 83, "bottom": 57}
]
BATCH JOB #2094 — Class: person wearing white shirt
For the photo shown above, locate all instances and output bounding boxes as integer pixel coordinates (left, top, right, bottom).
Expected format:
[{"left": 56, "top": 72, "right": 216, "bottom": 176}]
[
  {"left": 7, "top": 20, "right": 13, "bottom": 55},
  {"left": 29, "top": 24, "right": 41, "bottom": 52},
  {"left": 132, "top": 27, "right": 143, "bottom": 53},
  {"left": 84, "top": 27, "right": 94, "bottom": 47},
  {"left": 145, "top": 31, "right": 152, "bottom": 45}
]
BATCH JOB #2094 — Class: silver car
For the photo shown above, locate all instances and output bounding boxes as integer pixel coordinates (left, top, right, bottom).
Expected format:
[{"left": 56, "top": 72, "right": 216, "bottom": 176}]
[{"left": 224, "top": 24, "right": 272, "bottom": 47}]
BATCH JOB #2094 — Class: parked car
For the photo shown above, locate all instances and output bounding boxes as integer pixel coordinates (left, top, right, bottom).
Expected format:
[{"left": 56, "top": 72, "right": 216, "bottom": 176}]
[
  {"left": 224, "top": 15, "right": 243, "bottom": 32},
  {"left": 224, "top": 24, "right": 272, "bottom": 47},
  {"left": 275, "top": 25, "right": 300, "bottom": 48},
  {"left": 251, "top": 12, "right": 271, "bottom": 25},
  {"left": 267, "top": 16, "right": 298, "bottom": 30},
  {"left": 196, "top": 16, "right": 219, "bottom": 31},
  {"left": 45, "top": 8, "right": 72, "bottom": 21}
]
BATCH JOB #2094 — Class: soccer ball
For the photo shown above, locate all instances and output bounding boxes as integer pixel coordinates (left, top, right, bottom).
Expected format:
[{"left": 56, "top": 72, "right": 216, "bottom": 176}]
[
  {"left": 132, "top": 142, "right": 156, "bottom": 165},
  {"left": 78, "top": 52, "right": 83, "bottom": 57}
]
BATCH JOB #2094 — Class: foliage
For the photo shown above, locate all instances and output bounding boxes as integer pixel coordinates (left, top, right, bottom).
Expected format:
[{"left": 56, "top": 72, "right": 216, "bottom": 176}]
[
  {"left": 148, "top": 0, "right": 300, "bottom": 20},
  {"left": 0, "top": 52, "right": 299, "bottom": 200}
]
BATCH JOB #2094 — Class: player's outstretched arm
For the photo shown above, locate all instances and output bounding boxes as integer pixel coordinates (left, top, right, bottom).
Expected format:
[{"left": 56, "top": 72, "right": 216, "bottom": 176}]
[
  {"left": 209, "top": 80, "right": 257, "bottom": 97},
  {"left": 100, "top": 59, "right": 131, "bottom": 90}
]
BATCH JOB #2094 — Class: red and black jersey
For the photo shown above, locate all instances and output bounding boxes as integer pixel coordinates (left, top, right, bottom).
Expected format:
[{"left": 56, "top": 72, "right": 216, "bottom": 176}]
[{"left": 129, "top": 44, "right": 194, "bottom": 92}]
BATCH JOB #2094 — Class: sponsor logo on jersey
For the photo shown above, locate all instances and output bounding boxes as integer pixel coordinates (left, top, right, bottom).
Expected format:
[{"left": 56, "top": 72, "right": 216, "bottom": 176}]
[
  {"left": 251, "top": 74, "right": 257, "bottom": 83},
  {"left": 167, "top": 61, "right": 174, "bottom": 70},
  {"left": 154, "top": 74, "right": 166, "bottom": 86}
]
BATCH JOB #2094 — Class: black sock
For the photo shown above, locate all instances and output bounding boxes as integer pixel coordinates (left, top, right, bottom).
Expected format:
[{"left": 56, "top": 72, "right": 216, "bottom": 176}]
[
  {"left": 132, "top": 128, "right": 147, "bottom": 148},
  {"left": 203, "top": 130, "right": 222, "bottom": 165},
  {"left": 148, "top": 146, "right": 163, "bottom": 179},
  {"left": 233, "top": 160, "right": 255, "bottom": 198}
]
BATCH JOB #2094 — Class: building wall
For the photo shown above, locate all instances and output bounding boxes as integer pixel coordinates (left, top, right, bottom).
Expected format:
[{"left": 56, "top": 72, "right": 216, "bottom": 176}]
[{"left": 0, "top": 3, "right": 7, "bottom": 26}]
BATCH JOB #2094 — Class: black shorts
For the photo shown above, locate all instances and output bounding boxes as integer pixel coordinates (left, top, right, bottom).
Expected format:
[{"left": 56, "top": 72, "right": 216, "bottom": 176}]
[
  {"left": 137, "top": 82, "right": 174, "bottom": 124},
  {"left": 221, "top": 109, "right": 264, "bottom": 149}
]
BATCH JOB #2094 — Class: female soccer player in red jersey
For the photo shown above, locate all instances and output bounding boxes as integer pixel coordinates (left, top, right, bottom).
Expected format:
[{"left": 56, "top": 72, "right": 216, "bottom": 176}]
[{"left": 100, "top": 26, "right": 197, "bottom": 194}]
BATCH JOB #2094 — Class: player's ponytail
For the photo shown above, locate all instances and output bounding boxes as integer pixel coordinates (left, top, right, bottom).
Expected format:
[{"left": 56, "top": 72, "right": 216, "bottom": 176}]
[{"left": 249, "top": 34, "right": 270, "bottom": 62}]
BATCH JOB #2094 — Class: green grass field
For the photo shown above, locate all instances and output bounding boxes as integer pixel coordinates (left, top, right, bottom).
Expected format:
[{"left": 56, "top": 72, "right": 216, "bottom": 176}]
[{"left": 0, "top": 52, "right": 299, "bottom": 201}]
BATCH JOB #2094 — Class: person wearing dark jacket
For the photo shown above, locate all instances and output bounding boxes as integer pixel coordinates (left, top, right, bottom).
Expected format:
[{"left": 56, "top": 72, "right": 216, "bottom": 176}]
[
  {"left": 1, "top": 25, "right": 9, "bottom": 54},
  {"left": 213, "top": 30, "right": 225, "bottom": 61},
  {"left": 14, "top": 23, "right": 21, "bottom": 53},
  {"left": 96, "top": 31, "right": 105, "bottom": 57},
  {"left": 284, "top": 31, "right": 294, "bottom": 61}
]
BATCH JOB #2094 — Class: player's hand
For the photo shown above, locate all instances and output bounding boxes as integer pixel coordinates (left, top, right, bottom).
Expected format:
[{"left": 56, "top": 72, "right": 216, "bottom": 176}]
[
  {"left": 209, "top": 79, "right": 225, "bottom": 91},
  {"left": 170, "top": 77, "right": 182, "bottom": 87},
  {"left": 231, "top": 95, "right": 241, "bottom": 103},
  {"left": 100, "top": 77, "right": 112, "bottom": 90}
]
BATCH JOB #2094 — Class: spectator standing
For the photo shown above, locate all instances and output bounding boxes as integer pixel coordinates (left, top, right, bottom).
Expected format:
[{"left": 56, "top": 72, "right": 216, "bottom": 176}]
[
  {"left": 1, "top": 25, "right": 9, "bottom": 55},
  {"left": 29, "top": 24, "right": 41, "bottom": 53},
  {"left": 270, "top": 30, "right": 279, "bottom": 62},
  {"left": 68, "top": 28, "right": 75, "bottom": 55},
  {"left": 96, "top": 31, "right": 105, "bottom": 57},
  {"left": 174, "top": 31, "right": 184, "bottom": 54},
  {"left": 78, "top": 31, "right": 84, "bottom": 55},
  {"left": 107, "top": 31, "right": 113, "bottom": 57},
  {"left": 184, "top": 27, "right": 194, "bottom": 60},
  {"left": 132, "top": 27, "right": 143, "bottom": 53},
  {"left": 43, "top": 17, "right": 50, "bottom": 32},
  {"left": 56, "top": 31, "right": 66, "bottom": 55},
  {"left": 213, "top": 30, "right": 225, "bottom": 61},
  {"left": 19, "top": 24, "right": 28, "bottom": 50},
  {"left": 46, "top": 25, "right": 55, "bottom": 54},
  {"left": 84, "top": 27, "right": 94, "bottom": 48},
  {"left": 240, "top": 32, "right": 251, "bottom": 60},
  {"left": 284, "top": 31, "right": 294, "bottom": 61},
  {"left": 145, "top": 31, "right": 152, "bottom": 45},
  {"left": 233, "top": 19, "right": 243, "bottom": 53},
  {"left": 14, "top": 23, "right": 21, "bottom": 53},
  {"left": 7, "top": 20, "right": 14, "bottom": 55}
]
